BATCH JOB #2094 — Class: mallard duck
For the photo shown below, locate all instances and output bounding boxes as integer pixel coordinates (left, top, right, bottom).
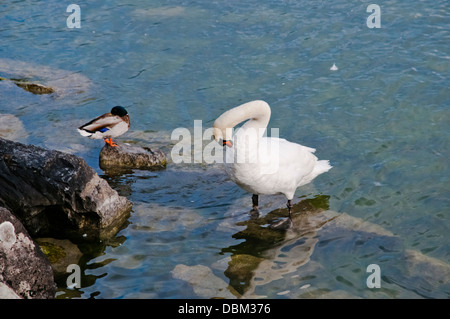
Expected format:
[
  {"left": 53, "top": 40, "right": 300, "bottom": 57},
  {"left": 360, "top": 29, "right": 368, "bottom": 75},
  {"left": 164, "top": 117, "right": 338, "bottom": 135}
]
[
  {"left": 213, "top": 100, "right": 332, "bottom": 228},
  {"left": 78, "top": 106, "right": 130, "bottom": 147}
]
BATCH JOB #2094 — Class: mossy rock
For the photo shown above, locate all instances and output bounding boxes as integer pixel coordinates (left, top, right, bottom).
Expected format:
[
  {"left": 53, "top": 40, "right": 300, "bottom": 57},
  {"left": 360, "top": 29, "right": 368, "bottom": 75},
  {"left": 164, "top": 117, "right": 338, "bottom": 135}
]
[
  {"left": 39, "top": 241, "right": 67, "bottom": 264},
  {"left": 0, "top": 76, "right": 54, "bottom": 94},
  {"left": 36, "top": 238, "right": 82, "bottom": 276},
  {"left": 225, "top": 254, "right": 263, "bottom": 280}
]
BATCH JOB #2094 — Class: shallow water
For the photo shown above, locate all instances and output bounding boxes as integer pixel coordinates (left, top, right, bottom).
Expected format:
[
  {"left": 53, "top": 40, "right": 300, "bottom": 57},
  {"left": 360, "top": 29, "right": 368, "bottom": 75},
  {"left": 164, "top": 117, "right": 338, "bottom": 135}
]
[{"left": 0, "top": 0, "right": 449, "bottom": 298}]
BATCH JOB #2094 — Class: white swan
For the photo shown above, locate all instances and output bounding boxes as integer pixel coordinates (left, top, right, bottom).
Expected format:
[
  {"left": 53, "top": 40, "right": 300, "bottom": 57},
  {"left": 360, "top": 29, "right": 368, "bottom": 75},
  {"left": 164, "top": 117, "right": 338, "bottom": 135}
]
[{"left": 213, "top": 100, "right": 332, "bottom": 227}]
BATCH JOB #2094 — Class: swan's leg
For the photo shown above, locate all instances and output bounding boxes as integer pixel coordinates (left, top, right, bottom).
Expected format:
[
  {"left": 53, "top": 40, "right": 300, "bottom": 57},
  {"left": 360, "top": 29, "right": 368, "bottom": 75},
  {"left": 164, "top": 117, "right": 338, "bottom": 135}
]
[
  {"left": 286, "top": 200, "right": 293, "bottom": 219},
  {"left": 252, "top": 194, "right": 259, "bottom": 210},
  {"left": 250, "top": 194, "right": 261, "bottom": 218}
]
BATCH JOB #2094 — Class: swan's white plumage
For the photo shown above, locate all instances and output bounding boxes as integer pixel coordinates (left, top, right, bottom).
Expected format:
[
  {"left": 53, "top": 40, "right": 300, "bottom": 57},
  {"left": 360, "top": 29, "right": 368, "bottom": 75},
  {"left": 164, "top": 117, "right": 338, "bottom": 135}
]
[{"left": 214, "top": 100, "right": 331, "bottom": 201}]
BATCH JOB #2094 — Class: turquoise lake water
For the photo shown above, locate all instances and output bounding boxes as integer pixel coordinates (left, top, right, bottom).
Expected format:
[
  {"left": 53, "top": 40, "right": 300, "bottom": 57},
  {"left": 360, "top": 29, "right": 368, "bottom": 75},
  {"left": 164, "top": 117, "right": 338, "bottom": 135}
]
[{"left": 0, "top": 0, "right": 449, "bottom": 298}]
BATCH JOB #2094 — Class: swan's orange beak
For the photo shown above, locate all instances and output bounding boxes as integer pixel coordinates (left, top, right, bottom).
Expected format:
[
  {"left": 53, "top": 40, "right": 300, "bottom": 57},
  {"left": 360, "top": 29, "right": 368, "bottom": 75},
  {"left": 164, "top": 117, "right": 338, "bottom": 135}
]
[{"left": 223, "top": 140, "right": 233, "bottom": 148}]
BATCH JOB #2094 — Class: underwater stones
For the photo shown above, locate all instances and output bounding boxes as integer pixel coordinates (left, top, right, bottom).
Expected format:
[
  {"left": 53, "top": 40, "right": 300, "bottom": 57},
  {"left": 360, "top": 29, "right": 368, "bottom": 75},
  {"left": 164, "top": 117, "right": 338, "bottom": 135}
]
[
  {"left": 0, "top": 207, "right": 56, "bottom": 299},
  {"left": 322, "top": 211, "right": 394, "bottom": 237},
  {"left": 172, "top": 264, "right": 239, "bottom": 299},
  {"left": 16, "top": 82, "right": 54, "bottom": 95},
  {"left": 134, "top": 6, "right": 185, "bottom": 18},
  {"left": 402, "top": 249, "right": 450, "bottom": 298},
  {"left": 222, "top": 206, "right": 403, "bottom": 298},
  {"left": 35, "top": 238, "right": 82, "bottom": 276},
  {"left": 0, "top": 77, "right": 54, "bottom": 95},
  {"left": 404, "top": 249, "right": 450, "bottom": 282},
  {"left": 0, "top": 137, "right": 132, "bottom": 240},
  {"left": 224, "top": 254, "right": 264, "bottom": 295},
  {"left": 0, "top": 58, "right": 92, "bottom": 97},
  {"left": 0, "top": 114, "right": 28, "bottom": 142},
  {"left": 99, "top": 143, "right": 166, "bottom": 171}
]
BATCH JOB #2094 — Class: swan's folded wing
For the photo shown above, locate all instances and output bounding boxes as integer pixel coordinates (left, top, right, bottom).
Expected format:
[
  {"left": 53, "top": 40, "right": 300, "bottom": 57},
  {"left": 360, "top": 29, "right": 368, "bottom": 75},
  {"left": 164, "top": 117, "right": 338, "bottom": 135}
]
[{"left": 257, "top": 137, "right": 314, "bottom": 175}]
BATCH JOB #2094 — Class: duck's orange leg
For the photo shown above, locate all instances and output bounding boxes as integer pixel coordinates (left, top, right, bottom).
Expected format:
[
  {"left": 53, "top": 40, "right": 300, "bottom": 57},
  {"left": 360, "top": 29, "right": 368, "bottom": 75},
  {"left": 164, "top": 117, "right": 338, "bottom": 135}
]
[{"left": 104, "top": 138, "right": 119, "bottom": 147}]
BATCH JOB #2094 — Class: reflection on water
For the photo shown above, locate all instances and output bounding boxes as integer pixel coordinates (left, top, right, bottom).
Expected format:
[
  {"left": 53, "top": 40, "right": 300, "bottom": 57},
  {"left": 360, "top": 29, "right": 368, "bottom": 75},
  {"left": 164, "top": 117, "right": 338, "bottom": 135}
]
[{"left": 222, "top": 195, "right": 331, "bottom": 296}]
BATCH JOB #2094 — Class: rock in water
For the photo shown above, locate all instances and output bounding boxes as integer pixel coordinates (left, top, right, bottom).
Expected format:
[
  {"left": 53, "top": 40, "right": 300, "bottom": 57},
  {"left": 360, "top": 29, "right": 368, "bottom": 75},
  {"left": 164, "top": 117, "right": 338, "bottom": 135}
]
[
  {"left": 172, "top": 264, "right": 239, "bottom": 299},
  {"left": 35, "top": 237, "right": 83, "bottom": 277},
  {"left": 0, "top": 114, "right": 28, "bottom": 142},
  {"left": 0, "top": 207, "right": 56, "bottom": 299},
  {"left": 0, "top": 76, "right": 54, "bottom": 95},
  {"left": 0, "top": 137, "right": 132, "bottom": 240},
  {"left": 99, "top": 143, "right": 166, "bottom": 170}
]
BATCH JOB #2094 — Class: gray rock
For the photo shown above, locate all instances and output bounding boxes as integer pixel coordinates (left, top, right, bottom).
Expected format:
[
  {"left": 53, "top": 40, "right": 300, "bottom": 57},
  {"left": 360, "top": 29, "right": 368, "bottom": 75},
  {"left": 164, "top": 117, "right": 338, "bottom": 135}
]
[
  {"left": 0, "top": 207, "right": 56, "bottom": 299},
  {"left": 0, "top": 114, "right": 28, "bottom": 142},
  {"left": 0, "top": 137, "right": 132, "bottom": 240},
  {"left": 0, "top": 282, "right": 21, "bottom": 299},
  {"left": 99, "top": 143, "right": 166, "bottom": 171},
  {"left": 402, "top": 249, "right": 450, "bottom": 298},
  {"left": 0, "top": 58, "right": 93, "bottom": 98},
  {"left": 172, "top": 264, "right": 239, "bottom": 299},
  {"left": 404, "top": 249, "right": 450, "bottom": 284}
]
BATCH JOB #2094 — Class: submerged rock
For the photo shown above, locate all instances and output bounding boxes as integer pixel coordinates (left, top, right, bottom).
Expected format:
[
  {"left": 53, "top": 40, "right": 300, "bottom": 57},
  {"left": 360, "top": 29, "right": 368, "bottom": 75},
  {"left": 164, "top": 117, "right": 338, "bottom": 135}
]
[
  {"left": 0, "top": 137, "right": 132, "bottom": 240},
  {"left": 0, "top": 207, "right": 56, "bottom": 299},
  {"left": 404, "top": 249, "right": 450, "bottom": 283},
  {"left": 402, "top": 249, "right": 450, "bottom": 298},
  {"left": 35, "top": 238, "right": 83, "bottom": 276},
  {"left": 0, "top": 76, "right": 54, "bottom": 95},
  {"left": 224, "top": 254, "right": 264, "bottom": 296},
  {"left": 172, "top": 264, "right": 239, "bottom": 299},
  {"left": 15, "top": 81, "right": 54, "bottom": 95},
  {"left": 218, "top": 195, "right": 403, "bottom": 298},
  {"left": 0, "top": 58, "right": 92, "bottom": 98},
  {"left": 0, "top": 114, "right": 28, "bottom": 142},
  {"left": 99, "top": 143, "right": 166, "bottom": 171},
  {"left": 221, "top": 200, "right": 450, "bottom": 299}
]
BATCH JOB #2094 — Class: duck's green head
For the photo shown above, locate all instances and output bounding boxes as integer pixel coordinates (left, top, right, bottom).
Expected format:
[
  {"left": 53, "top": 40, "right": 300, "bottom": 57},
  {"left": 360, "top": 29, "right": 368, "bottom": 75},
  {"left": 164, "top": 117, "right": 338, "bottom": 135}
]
[{"left": 111, "top": 106, "right": 128, "bottom": 117}]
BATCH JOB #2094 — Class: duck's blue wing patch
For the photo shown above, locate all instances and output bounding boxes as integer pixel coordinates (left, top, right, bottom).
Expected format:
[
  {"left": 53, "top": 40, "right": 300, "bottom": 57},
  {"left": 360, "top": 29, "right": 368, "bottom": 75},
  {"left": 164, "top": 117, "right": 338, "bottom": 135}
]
[{"left": 99, "top": 127, "right": 109, "bottom": 133}]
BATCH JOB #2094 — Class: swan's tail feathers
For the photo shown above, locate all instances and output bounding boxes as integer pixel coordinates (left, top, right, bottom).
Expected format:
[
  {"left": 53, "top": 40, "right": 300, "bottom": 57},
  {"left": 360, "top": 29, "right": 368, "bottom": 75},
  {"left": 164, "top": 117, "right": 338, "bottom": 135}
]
[
  {"left": 304, "top": 146, "right": 316, "bottom": 153},
  {"left": 313, "top": 160, "right": 332, "bottom": 176},
  {"left": 298, "top": 159, "right": 332, "bottom": 188}
]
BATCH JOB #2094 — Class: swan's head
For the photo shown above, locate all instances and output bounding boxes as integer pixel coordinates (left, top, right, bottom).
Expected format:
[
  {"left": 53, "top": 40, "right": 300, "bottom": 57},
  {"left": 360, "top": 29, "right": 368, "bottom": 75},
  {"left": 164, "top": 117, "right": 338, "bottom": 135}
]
[{"left": 213, "top": 121, "right": 233, "bottom": 147}]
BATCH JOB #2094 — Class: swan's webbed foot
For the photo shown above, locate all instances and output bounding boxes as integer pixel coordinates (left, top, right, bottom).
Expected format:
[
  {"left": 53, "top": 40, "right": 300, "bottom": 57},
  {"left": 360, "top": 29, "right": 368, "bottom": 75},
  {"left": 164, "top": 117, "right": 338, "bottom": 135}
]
[{"left": 269, "top": 199, "right": 294, "bottom": 230}]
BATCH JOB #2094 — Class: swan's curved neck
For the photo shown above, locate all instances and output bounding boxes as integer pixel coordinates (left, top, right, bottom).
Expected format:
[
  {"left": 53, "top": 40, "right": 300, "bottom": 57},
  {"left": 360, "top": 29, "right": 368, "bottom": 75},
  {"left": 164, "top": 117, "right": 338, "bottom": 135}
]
[{"left": 213, "top": 100, "right": 271, "bottom": 141}]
